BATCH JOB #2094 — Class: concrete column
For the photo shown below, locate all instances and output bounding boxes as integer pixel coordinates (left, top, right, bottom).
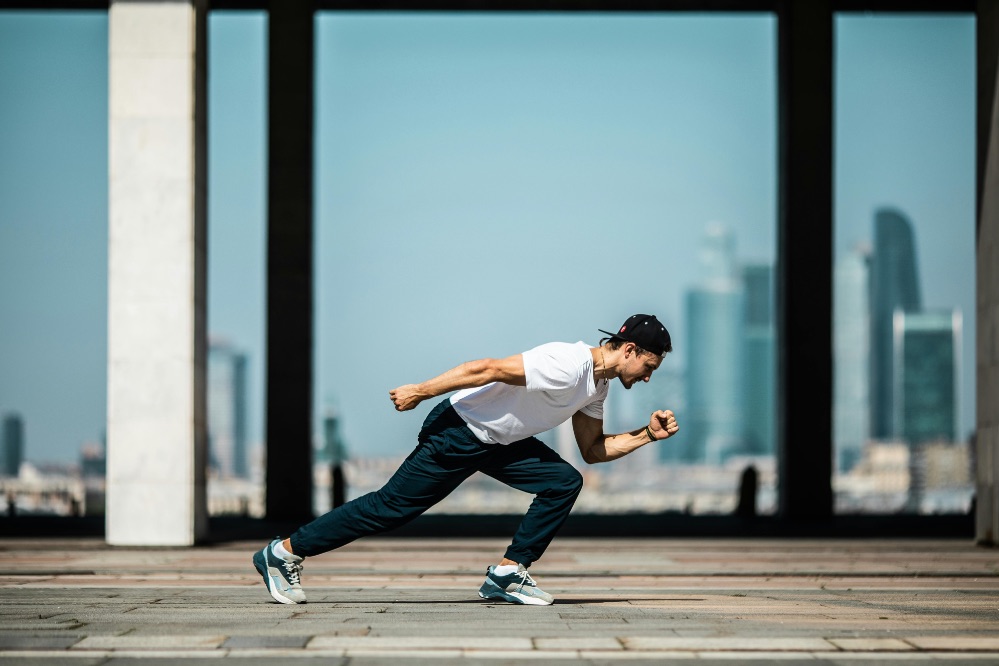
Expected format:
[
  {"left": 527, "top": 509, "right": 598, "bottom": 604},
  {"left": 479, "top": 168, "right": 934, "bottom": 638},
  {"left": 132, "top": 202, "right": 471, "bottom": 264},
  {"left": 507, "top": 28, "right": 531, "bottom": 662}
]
[
  {"left": 106, "top": 0, "right": 208, "bottom": 545},
  {"left": 776, "top": 0, "right": 834, "bottom": 520},
  {"left": 977, "top": 0, "right": 999, "bottom": 546}
]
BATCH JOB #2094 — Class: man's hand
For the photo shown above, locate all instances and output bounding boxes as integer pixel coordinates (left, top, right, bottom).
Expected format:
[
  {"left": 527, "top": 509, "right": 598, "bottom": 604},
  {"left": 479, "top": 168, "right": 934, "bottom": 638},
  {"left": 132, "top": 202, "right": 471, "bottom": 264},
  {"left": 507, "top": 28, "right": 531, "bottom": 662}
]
[
  {"left": 649, "top": 410, "right": 678, "bottom": 440},
  {"left": 389, "top": 384, "right": 425, "bottom": 412}
]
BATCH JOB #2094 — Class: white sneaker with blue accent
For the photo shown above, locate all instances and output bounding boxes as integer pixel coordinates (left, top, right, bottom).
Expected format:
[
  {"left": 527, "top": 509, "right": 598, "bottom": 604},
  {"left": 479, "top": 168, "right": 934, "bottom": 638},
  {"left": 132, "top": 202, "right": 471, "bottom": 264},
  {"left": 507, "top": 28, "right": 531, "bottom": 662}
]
[
  {"left": 252, "top": 538, "right": 306, "bottom": 604},
  {"left": 477, "top": 564, "right": 554, "bottom": 605}
]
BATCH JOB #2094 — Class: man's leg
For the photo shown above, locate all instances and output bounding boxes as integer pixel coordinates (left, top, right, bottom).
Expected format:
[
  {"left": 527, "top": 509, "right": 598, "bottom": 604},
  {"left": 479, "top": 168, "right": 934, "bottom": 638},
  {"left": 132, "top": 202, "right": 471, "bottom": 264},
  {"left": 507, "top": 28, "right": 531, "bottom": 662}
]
[
  {"left": 289, "top": 438, "right": 475, "bottom": 556},
  {"left": 473, "top": 438, "right": 581, "bottom": 605},
  {"left": 479, "top": 438, "right": 583, "bottom": 567},
  {"left": 253, "top": 398, "right": 484, "bottom": 603}
]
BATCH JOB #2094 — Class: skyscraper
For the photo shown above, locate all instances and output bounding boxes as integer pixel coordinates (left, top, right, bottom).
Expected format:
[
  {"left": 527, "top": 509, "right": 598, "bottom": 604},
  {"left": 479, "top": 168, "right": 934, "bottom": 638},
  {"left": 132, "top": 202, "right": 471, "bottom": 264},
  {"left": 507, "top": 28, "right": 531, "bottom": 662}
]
[
  {"left": 2, "top": 414, "right": 24, "bottom": 478},
  {"left": 834, "top": 245, "right": 871, "bottom": 472},
  {"left": 869, "top": 208, "right": 922, "bottom": 439},
  {"left": 742, "top": 263, "right": 775, "bottom": 457},
  {"left": 208, "top": 341, "right": 249, "bottom": 479},
  {"left": 684, "top": 225, "right": 744, "bottom": 464},
  {"left": 894, "top": 310, "right": 960, "bottom": 445}
]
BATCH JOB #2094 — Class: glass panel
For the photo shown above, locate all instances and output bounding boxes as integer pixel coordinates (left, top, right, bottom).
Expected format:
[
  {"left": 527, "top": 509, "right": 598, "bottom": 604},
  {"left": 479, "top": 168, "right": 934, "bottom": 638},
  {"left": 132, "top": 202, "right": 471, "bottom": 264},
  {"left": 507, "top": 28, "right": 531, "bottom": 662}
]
[
  {"left": 833, "top": 15, "right": 975, "bottom": 514},
  {"left": 206, "top": 12, "right": 267, "bottom": 518},
  {"left": 0, "top": 12, "right": 108, "bottom": 516},
  {"left": 315, "top": 13, "right": 777, "bottom": 515}
]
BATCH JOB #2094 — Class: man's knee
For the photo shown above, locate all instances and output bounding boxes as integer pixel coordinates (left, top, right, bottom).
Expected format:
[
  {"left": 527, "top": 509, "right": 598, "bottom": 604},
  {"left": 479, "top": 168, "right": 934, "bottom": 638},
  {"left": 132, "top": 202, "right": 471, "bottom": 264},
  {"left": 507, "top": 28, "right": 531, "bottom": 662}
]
[{"left": 554, "top": 464, "right": 584, "bottom": 496}]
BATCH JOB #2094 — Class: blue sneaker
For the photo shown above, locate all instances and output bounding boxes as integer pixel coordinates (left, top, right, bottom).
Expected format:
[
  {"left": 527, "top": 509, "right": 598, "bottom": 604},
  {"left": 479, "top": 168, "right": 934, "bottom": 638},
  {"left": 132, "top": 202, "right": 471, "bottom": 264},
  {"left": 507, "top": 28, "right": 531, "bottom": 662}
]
[
  {"left": 478, "top": 564, "right": 554, "bottom": 605},
  {"left": 252, "top": 538, "right": 306, "bottom": 604}
]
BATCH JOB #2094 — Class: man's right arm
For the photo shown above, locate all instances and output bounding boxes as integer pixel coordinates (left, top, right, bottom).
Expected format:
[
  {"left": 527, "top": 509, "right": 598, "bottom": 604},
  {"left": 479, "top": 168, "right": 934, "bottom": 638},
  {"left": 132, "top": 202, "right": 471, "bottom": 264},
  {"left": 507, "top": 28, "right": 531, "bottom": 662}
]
[{"left": 389, "top": 354, "right": 526, "bottom": 412}]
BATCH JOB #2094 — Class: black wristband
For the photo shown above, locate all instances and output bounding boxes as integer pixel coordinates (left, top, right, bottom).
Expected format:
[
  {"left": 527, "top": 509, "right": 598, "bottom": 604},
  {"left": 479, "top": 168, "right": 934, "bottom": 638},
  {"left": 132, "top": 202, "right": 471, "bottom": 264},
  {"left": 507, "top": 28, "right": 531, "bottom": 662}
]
[{"left": 645, "top": 425, "right": 658, "bottom": 442}]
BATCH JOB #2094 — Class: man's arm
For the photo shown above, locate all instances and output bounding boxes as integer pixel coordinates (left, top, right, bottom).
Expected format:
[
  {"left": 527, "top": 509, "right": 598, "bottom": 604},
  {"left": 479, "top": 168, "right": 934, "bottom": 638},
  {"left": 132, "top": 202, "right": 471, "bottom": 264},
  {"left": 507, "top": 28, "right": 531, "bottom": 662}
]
[
  {"left": 389, "top": 354, "right": 526, "bottom": 412},
  {"left": 571, "top": 410, "right": 679, "bottom": 464}
]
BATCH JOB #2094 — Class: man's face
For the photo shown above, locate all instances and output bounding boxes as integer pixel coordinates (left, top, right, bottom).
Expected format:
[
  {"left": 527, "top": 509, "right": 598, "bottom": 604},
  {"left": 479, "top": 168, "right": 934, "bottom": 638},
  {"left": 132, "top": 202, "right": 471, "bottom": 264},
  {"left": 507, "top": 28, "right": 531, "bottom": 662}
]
[{"left": 618, "top": 346, "right": 663, "bottom": 389}]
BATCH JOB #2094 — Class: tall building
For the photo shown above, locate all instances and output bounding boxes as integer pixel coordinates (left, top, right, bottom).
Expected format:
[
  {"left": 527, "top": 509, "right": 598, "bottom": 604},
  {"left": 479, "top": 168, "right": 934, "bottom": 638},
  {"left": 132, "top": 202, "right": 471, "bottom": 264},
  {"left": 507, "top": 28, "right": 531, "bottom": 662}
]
[
  {"left": 834, "top": 245, "right": 871, "bottom": 472},
  {"left": 741, "top": 263, "right": 775, "bottom": 457},
  {"left": 894, "top": 310, "right": 960, "bottom": 445},
  {"left": 2, "top": 413, "right": 24, "bottom": 478},
  {"left": 684, "top": 225, "right": 744, "bottom": 464},
  {"left": 869, "top": 208, "right": 922, "bottom": 439},
  {"left": 208, "top": 341, "right": 249, "bottom": 478}
]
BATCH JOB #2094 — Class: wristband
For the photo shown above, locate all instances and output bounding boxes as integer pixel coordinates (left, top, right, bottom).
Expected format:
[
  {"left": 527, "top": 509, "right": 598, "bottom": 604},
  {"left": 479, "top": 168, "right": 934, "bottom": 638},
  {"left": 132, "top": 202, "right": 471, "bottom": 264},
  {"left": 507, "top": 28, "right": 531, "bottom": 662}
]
[{"left": 645, "top": 425, "right": 658, "bottom": 442}]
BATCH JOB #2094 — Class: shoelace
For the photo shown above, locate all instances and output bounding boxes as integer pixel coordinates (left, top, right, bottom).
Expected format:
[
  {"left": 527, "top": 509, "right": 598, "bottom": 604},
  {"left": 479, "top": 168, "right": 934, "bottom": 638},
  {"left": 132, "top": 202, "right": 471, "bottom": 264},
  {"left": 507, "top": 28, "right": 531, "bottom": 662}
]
[
  {"left": 516, "top": 568, "right": 537, "bottom": 592},
  {"left": 283, "top": 560, "right": 303, "bottom": 586}
]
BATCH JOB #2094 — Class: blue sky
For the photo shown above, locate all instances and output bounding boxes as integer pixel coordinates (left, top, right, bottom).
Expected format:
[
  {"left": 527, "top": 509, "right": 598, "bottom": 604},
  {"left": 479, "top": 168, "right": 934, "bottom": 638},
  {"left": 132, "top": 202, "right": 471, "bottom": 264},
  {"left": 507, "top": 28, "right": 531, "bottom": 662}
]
[{"left": 0, "top": 10, "right": 976, "bottom": 464}]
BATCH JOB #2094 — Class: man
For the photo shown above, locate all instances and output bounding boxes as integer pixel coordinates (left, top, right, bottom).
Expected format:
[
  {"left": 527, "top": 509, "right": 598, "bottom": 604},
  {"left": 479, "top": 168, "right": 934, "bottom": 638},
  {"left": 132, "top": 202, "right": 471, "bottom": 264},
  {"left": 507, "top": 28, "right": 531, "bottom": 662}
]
[{"left": 253, "top": 314, "right": 679, "bottom": 606}]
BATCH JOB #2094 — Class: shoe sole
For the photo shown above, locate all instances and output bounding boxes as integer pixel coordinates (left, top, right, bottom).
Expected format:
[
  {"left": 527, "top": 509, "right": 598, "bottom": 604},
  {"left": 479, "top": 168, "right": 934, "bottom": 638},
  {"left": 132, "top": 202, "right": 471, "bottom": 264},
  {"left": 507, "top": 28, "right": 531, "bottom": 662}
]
[
  {"left": 253, "top": 549, "right": 302, "bottom": 605},
  {"left": 477, "top": 579, "right": 552, "bottom": 606}
]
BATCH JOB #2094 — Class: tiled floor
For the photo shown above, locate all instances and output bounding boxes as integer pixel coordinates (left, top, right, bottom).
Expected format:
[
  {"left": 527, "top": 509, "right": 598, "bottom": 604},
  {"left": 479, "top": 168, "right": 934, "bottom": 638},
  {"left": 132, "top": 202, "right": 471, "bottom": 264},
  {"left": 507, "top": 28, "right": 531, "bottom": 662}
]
[{"left": 1, "top": 537, "right": 998, "bottom": 663}]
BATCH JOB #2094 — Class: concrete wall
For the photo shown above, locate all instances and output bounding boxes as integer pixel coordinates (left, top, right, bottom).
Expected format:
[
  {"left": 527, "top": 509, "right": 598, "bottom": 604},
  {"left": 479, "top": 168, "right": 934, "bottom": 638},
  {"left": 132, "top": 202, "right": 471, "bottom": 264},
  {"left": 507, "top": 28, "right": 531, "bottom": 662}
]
[{"left": 106, "top": 0, "right": 208, "bottom": 546}]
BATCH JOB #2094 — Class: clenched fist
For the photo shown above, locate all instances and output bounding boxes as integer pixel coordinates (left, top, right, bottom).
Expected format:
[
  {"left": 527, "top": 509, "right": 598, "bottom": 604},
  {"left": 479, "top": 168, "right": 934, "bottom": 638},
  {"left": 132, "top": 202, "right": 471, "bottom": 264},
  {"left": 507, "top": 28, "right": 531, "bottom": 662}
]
[
  {"left": 649, "top": 410, "right": 678, "bottom": 440},
  {"left": 389, "top": 384, "right": 424, "bottom": 412}
]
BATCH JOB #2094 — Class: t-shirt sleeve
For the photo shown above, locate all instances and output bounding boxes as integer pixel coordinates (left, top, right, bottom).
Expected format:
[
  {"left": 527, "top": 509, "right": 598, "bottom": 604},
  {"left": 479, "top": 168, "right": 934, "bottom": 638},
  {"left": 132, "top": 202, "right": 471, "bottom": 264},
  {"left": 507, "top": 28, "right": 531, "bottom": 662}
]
[
  {"left": 580, "top": 394, "right": 604, "bottom": 420},
  {"left": 522, "top": 343, "right": 581, "bottom": 392}
]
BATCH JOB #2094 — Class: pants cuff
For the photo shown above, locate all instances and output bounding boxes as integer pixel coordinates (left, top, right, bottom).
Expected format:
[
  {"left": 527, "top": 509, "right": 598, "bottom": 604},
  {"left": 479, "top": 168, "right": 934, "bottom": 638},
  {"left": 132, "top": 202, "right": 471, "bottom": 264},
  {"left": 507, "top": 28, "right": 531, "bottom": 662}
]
[{"left": 503, "top": 548, "right": 534, "bottom": 568}]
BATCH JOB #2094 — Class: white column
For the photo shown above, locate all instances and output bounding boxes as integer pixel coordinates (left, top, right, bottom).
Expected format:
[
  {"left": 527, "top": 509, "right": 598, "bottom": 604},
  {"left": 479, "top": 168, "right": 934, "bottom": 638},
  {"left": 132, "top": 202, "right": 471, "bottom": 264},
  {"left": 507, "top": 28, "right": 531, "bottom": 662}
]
[{"left": 106, "top": 0, "right": 207, "bottom": 545}]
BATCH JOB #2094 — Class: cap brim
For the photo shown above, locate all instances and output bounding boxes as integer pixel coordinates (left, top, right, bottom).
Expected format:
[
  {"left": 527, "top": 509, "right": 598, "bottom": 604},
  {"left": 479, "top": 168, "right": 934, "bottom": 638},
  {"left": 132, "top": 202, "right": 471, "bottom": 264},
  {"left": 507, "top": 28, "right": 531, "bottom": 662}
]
[{"left": 597, "top": 329, "right": 620, "bottom": 338}]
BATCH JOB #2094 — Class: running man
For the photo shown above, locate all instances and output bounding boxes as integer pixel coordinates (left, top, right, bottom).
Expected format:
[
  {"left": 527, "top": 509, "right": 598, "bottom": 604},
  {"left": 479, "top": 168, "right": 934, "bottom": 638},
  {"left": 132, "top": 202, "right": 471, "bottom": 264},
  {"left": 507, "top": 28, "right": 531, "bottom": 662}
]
[{"left": 253, "top": 314, "right": 679, "bottom": 605}]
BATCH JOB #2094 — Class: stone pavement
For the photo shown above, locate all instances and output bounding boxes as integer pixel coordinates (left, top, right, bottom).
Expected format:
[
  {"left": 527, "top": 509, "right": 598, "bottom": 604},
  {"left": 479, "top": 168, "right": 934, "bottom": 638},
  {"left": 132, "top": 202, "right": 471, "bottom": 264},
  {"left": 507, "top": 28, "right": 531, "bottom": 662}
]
[{"left": 1, "top": 537, "right": 998, "bottom": 664}]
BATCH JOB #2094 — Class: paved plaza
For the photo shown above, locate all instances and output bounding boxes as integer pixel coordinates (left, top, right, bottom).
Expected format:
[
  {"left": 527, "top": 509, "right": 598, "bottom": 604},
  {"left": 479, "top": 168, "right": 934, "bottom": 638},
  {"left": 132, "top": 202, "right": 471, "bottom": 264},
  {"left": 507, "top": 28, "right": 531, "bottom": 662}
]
[{"left": 1, "top": 536, "right": 998, "bottom": 664}]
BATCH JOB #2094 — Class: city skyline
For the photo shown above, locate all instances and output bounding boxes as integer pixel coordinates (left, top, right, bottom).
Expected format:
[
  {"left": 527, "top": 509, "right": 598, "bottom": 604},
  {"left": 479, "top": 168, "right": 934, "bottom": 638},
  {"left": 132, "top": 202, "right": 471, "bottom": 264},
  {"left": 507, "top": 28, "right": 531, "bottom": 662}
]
[{"left": 0, "top": 12, "right": 976, "bottom": 469}]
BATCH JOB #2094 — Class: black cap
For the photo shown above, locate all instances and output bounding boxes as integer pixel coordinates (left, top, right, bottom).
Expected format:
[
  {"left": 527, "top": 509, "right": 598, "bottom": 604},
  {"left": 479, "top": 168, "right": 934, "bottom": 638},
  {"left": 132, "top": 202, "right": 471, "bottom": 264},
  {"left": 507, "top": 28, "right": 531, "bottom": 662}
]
[{"left": 599, "top": 314, "right": 672, "bottom": 357}]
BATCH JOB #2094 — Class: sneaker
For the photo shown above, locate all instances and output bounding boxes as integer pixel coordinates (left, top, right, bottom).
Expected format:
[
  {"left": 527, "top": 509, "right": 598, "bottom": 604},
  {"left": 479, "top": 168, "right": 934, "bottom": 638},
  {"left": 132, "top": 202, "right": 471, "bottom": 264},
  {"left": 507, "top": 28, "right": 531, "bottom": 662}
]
[
  {"left": 477, "top": 564, "right": 554, "bottom": 606},
  {"left": 252, "top": 538, "right": 306, "bottom": 604}
]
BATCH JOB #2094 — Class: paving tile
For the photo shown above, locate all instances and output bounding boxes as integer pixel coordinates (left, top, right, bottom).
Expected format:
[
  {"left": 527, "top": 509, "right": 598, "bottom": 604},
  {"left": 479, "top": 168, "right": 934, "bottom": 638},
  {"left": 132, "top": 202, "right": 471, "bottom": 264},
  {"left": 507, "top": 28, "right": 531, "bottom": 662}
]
[
  {"left": 308, "top": 635, "right": 533, "bottom": 650},
  {"left": 94, "top": 650, "right": 227, "bottom": 659},
  {"left": 812, "top": 653, "right": 941, "bottom": 661},
  {"left": 71, "top": 635, "right": 226, "bottom": 650},
  {"left": 215, "top": 649, "right": 348, "bottom": 659},
  {"left": 827, "top": 637, "right": 915, "bottom": 651},
  {"left": 534, "top": 636, "right": 621, "bottom": 650},
  {"left": 465, "top": 650, "right": 582, "bottom": 659},
  {"left": 343, "top": 648, "right": 465, "bottom": 658},
  {"left": 905, "top": 637, "right": 999, "bottom": 651},
  {"left": 222, "top": 635, "right": 311, "bottom": 649},
  {"left": 695, "top": 652, "right": 818, "bottom": 660},
  {"left": 579, "top": 651, "right": 698, "bottom": 660},
  {"left": 0, "top": 655, "right": 108, "bottom": 665},
  {"left": 0, "top": 636, "right": 82, "bottom": 650},
  {"left": 621, "top": 636, "right": 837, "bottom": 651}
]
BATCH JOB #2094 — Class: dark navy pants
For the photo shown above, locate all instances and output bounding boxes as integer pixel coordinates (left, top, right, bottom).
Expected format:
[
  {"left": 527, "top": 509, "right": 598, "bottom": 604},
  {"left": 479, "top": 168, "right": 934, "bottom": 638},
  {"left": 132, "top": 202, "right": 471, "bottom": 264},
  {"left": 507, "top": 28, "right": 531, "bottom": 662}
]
[{"left": 289, "top": 398, "right": 583, "bottom": 567}]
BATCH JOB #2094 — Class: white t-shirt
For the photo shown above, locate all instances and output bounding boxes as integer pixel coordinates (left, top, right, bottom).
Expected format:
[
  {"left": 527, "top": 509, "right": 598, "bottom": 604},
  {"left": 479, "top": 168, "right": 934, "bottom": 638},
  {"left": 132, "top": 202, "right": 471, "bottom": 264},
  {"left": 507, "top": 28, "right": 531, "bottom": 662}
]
[{"left": 450, "top": 341, "right": 608, "bottom": 445}]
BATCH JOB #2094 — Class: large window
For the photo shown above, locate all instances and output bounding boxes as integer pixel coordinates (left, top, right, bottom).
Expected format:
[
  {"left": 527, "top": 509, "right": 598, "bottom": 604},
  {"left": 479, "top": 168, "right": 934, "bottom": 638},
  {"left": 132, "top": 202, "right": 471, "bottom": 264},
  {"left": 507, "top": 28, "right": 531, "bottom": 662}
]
[
  {"left": 206, "top": 12, "right": 267, "bottom": 518},
  {"left": 0, "top": 12, "right": 108, "bottom": 516},
  {"left": 833, "top": 14, "right": 975, "bottom": 514},
  {"left": 315, "top": 13, "right": 777, "bottom": 515}
]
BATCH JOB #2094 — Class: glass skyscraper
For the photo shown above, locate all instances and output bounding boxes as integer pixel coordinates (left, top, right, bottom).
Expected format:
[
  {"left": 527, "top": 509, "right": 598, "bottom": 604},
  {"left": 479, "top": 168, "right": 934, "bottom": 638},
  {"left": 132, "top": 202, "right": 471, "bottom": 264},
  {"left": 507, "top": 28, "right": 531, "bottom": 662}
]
[
  {"left": 869, "top": 208, "right": 922, "bottom": 439},
  {"left": 834, "top": 245, "right": 870, "bottom": 472},
  {"left": 894, "top": 310, "right": 960, "bottom": 445},
  {"left": 207, "top": 342, "right": 249, "bottom": 479},
  {"left": 742, "top": 264, "right": 774, "bottom": 457},
  {"left": 2, "top": 413, "right": 23, "bottom": 478},
  {"left": 685, "top": 226, "right": 744, "bottom": 464}
]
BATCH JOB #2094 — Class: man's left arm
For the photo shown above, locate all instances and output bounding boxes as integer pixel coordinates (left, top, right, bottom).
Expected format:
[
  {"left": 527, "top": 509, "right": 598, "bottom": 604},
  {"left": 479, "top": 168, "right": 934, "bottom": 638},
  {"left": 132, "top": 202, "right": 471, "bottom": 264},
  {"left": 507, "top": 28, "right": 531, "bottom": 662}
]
[{"left": 571, "top": 410, "right": 678, "bottom": 464}]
